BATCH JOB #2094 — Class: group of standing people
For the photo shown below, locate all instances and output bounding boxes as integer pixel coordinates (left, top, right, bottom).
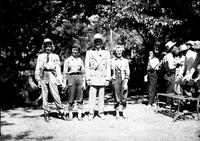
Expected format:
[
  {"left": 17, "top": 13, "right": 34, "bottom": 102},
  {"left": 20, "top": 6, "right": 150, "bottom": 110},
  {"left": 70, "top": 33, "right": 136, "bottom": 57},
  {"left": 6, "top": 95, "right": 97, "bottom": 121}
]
[
  {"left": 146, "top": 40, "right": 200, "bottom": 109},
  {"left": 35, "top": 33, "right": 130, "bottom": 122}
]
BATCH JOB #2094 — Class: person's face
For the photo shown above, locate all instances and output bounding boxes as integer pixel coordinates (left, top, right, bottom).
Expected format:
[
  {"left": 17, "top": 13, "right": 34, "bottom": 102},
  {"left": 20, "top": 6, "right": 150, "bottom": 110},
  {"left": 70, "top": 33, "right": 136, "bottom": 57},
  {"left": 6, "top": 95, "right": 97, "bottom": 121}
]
[
  {"left": 116, "top": 49, "right": 123, "bottom": 58},
  {"left": 94, "top": 39, "right": 103, "bottom": 49},
  {"left": 149, "top": 51, "right": 154, "bottom": 59},
  {"left": 72, "top": 48, "right": 79, "bottom": 57},
  {"left": 171, "top": 46, "right": 178, "bottom": 54},
  {"left": 45, "top": 43, "right": 52, "bottom": 54}
]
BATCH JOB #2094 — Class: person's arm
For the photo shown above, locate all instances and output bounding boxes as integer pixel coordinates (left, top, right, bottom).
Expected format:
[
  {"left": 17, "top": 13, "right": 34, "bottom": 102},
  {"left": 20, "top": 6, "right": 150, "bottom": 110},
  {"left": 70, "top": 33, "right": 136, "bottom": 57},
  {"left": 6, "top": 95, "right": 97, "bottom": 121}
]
[
  {"left": 35, "top": 55, "right": 43, "bottom": 86},
  {"left": 123, "top": 59, "right": 130, "bottom": 90},
  {"left": 62, "top": 59, "right": 69, "bottom": 88},
  {"left": 80, "top": 58, "right": 86, "bottom": 89},
  {"left": 85, "top": 51, "right": 91, "bottom": 85},
  {"left": 106, "top": 51, "right": 111, "bottom": 84}
]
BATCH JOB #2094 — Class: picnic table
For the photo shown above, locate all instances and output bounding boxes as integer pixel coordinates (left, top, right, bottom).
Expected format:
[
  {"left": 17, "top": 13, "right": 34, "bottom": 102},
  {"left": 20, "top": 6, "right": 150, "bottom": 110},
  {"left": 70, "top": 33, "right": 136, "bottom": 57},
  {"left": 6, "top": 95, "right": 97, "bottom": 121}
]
[{"left": 156, "top": 93, "right": 200, "bottom": 122}]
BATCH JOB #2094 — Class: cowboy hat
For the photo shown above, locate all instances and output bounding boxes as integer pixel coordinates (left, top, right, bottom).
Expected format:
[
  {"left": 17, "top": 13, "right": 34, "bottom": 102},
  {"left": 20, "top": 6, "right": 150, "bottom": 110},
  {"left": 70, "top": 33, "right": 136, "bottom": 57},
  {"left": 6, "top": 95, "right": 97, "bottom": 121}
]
[
  {"left": 193, "top": 40, "right": 200, "bottom": 49},
  {"left": 165, "top": 41, "right": 176, "bottom": 51},
  {"left": 185, "top": 40, "right": 194, "bottom": 46},
  {"left": 179, "top": 44, "right": 188, "bottom": 52},
  {"left": 42, "top": 38, "right": 55, "bottom": 51},
  {"left": 93, "top": 33, "right": 106, "bottom": 43}
]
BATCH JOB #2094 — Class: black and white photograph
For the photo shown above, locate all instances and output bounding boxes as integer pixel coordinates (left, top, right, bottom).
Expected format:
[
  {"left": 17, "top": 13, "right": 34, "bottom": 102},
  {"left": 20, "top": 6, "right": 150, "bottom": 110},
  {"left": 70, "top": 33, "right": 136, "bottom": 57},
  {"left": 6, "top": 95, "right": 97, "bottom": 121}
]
[{"left": 1, "top": 0, "right": 200, "bottom": 141}]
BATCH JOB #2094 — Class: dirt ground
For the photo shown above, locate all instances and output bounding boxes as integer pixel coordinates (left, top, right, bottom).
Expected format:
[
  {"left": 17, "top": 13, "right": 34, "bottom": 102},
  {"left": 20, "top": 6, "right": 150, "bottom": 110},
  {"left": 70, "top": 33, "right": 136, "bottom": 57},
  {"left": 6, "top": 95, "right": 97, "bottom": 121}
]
[{"left": 1, "top": 95, "right": 200, "bottom": 141}]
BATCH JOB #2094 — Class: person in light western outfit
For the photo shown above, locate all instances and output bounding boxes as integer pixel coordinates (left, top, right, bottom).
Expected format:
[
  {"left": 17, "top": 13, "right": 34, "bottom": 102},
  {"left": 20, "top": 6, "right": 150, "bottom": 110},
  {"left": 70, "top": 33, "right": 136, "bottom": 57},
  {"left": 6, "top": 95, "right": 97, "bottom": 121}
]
[
  {"left": 63, "top": 44, "right": 85, "bottom": 121},
  {"left": 160, "top": 41, "right": 180, "bottom": 107},
  {"left": 85, "top": 33, "right": 111, "bottom": 120},
  {"left": 183, "top": 40, "right": 197, "bottom": 78},
  {"left": 35, "top": 38, "right": 65, "bottom": 122},
  {"left": 146, "top": 50, "right": 159, "bottom": 108},
  {"left": 174, "top": 44, "right": 188, "bottom": 95},
  {"left": 111, "top": 45, "right": 130, "bottom": 118},
  {"left": 184, "top": 40, "right": 200, "bottom": 95}
]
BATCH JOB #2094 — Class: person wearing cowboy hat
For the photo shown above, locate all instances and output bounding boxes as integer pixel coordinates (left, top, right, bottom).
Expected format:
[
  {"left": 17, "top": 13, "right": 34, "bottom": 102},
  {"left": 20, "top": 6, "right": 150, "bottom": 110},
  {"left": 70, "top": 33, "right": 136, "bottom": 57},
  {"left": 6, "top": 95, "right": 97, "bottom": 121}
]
[
  {"left": 160, "top": 41, "right": 180, "bottom": 107},
  {"left": 63, "top": 43, "right": 85, "bottom": 121},
  {"left": 35, "top": 38, "right": 66, "bottom": 122},
  {"left": 183, "top": 40, "right": 197, "bottom": 78},
  {"left": 85, "top": 33, "right": 110, "bottom": 120},
  {"left": 184, "top": 40, "right": 200, "bottom": 94},
  {"left": 173, "top": 44, "right": 189, "bottom": 95},
  {"left": 111, "top": 45, "right": 130, "bottom": 118}
]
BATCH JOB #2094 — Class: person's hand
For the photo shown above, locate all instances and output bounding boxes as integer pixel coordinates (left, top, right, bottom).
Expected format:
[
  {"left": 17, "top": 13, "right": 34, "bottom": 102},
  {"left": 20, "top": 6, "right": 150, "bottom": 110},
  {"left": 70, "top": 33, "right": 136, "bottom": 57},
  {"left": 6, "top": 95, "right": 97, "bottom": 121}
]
[
  {"left": 87, "top": 80, "right": 91, "bottom": 86},
  {"left": 194, "top": 77, "right": 200, "bottom": 83},
  {"left": 105, "top": 80, "right": 110, "bottom": 86},
  {"left": 123, "top": 79, "right": 128, "bottom": 90},
  {"left": 123, "top": 83, "right": 128, "bottom": 90},
  {"left": 82, "top": 82, "right": 86, "bottom": 90},
  {"left": 38, "top": 80, "right": 42, "bottom": 88},
  {"left": 29, "top": 81, "right": 38, "bottom": 90},
  {"left": 62, "top": 82, "right": 67, "bottom": 89}
]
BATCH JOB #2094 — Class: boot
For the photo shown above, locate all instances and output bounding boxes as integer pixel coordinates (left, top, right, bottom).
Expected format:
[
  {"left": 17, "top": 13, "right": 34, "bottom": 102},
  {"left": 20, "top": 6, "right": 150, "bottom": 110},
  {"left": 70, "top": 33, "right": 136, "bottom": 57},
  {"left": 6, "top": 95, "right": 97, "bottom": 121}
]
[
  {"left": 69, "top": 110, "right": 73, "bottom": 121},
  {"left": 88, "top": 112, "right": 94, "bottom": 120},
  {"left": 121, "top": 109, "right": 127, "bottom": 119},
  {"left": 78, "top": 109, "right": 83, "bottom": 121},
  {"left": 99, "top": 112, "right": 105, "bottom": 120},
  {"left": 116, "top": 109, "right": 120, "bottom": 119},
  {"left": 44, "top": 111, "right": 50, "bottom": 122}
]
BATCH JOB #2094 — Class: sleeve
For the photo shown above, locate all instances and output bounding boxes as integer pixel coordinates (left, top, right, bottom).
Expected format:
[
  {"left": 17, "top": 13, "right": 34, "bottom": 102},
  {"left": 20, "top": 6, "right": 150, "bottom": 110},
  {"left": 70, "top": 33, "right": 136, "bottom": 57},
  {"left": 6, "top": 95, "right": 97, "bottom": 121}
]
[
  {"left": 106, "top": 51, "right": 111, "bottom": 81},
  {"left": 63, "top": 59, "right": 69, "bottom": 80},
  {"left": 55, "top": 55, "right": 62, "bottom": 83},
  {"left": 125, "top": 59, "right": 130, "bottom": 80},
  {"left": 80, "top": 58, "right": 85, "bottom": 74},
  {"left": 35, "top": 55, "right": 43, "bottom": 82},
  {"left": 191, "top": 53, "right": 200, "bottom": 69},
  {"left": 85, "top": 51, "right": 91, "bottom": 81}
]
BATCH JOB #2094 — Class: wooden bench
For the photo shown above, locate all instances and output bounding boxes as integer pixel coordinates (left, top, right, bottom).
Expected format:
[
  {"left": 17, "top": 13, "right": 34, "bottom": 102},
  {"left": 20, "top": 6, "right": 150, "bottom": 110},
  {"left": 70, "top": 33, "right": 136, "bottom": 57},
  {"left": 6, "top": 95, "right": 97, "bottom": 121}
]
[{"left": 156, "top": 93, "right": 200, "bottom": 122}]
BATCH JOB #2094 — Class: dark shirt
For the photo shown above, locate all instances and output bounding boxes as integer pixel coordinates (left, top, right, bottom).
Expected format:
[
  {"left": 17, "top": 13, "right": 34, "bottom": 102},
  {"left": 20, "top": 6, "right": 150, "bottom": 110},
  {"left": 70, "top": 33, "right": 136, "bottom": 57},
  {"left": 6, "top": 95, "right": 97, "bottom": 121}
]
[{"left": 192, "top": 52, "right": 200, "bottom": 69}]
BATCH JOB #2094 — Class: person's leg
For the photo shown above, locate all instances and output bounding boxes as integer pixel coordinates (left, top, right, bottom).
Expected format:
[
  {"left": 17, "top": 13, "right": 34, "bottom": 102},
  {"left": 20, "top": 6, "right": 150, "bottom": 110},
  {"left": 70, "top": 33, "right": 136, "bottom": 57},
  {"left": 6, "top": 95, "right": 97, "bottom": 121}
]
[
  {"left": 112, "top": 82, "right": 120, "bottom": 118},
  {"left": 148, "top": 72, "right": 158, "bottom": 106},
  {"left": 165, "top": 73, "right": 175, "bottom": 107},
  {"left": 40, "top": 82, "right": 50, "bottom": 121},
  {"left": 98, "top": 87, "right": 105, "bottom": 119},
  {"left": 76, "top": 83, "right": 83, "bottom": 120},
  {"left": 88, "top": 86, "right": 97, "bottom": 119}
]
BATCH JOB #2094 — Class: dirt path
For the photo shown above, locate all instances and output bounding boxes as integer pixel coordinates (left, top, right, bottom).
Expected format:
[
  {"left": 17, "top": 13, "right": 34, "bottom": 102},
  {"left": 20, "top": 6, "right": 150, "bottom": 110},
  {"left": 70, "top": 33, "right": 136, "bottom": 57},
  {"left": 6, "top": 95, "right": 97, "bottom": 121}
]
[{"left": 1, "top": 101, "right": 200, "bottom": 141}]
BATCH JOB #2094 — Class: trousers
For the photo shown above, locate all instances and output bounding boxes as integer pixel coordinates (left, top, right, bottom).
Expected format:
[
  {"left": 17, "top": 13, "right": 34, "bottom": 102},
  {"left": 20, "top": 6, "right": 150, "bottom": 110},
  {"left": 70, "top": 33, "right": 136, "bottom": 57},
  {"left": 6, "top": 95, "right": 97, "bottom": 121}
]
[
  {"left": 67, "top": 74, "right": 83, "bottom": 110},
  {"left": 148, "top": 71, "right": 158, "bottom": 105},
  {"left": 89, "top": 86, "right": 105, "bottom": 114},
  {"left": 41, "top": 81, "right": 63, "bottom": 113}
]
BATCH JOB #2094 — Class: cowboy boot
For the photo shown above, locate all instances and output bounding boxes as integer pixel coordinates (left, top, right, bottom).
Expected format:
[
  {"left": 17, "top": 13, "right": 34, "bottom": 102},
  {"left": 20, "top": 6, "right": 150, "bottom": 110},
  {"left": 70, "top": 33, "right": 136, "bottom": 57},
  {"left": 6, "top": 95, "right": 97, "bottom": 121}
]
[
  {"left": 69, "top": 110, "right": 73, "bottom": 121},
  {"left": 44, "top": 111, "right": 50, "bottom": 122},
  {"left": 78, "top": 109, "right": 83, "bottom": 121}
]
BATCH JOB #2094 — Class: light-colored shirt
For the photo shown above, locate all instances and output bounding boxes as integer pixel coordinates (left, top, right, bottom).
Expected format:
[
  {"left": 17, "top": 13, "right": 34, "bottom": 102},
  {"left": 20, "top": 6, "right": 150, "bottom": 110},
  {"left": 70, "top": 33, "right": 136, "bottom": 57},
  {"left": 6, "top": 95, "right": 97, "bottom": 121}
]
[
  {"left": 162, "top": 53, "right": 178, "bottom": 70},
  {"left": 85, "top": 49, "right": 111, "bottom": 86},
  {"left": 185, "top": 49, "right": 197, "bottom": 74},
  {"left": 35, "top": 53, "right": 62, "bottom": 84},
  {"left": 63, "top": 56, "right": 85, "bottom": 75},
  {"left": 111, "top": 57, "right": 130, "bottom": 80},
  {"left": 147, "top": 57, "right": 160, "bottom": 71}
]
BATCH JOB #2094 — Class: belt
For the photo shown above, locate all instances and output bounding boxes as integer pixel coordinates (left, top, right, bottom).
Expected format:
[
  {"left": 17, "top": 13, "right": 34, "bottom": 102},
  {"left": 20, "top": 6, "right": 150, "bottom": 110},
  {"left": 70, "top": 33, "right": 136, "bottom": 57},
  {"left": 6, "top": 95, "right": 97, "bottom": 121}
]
[
  {"left": 69, "top": 72, "right": 82, "bottom": 75},
  {"left": 43, "top": 68, "right": 55, "bottom": 72}
]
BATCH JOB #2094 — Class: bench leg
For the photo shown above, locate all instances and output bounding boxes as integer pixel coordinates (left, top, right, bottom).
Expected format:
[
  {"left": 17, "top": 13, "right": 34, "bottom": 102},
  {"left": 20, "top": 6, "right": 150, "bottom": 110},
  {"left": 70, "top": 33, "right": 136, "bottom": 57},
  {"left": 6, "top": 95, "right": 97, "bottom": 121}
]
[
  {"left": 173, "top": 99, "right": 181, "bottom": 122},
  {"left": 197, "top": 100, "right": 200, "bottom": 120},
  {"left": 156, "top": 94, "right": 159, "bottom": 113}
]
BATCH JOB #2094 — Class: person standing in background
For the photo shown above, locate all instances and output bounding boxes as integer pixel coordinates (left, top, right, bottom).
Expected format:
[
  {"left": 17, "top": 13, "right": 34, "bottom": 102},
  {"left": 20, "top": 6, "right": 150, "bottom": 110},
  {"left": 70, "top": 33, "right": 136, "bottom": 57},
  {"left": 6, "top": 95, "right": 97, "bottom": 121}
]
[
  {"left": 85, "top": 33, "right": 111, "bottom": 120},
  {"left": 160, "top": 41, "right": 180, "bottom": 108},
  {"left": 111, "top": 45, "right": 130, "bottom": 118},
  {"left": 146, "top": 50, "right": 159, "bottom": 109},
  {"left": 35, "top": 38, "right": 65, "bottom": 122},
  {"left": 63, "top": 44, "right": 85, "bottom": 121}
]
